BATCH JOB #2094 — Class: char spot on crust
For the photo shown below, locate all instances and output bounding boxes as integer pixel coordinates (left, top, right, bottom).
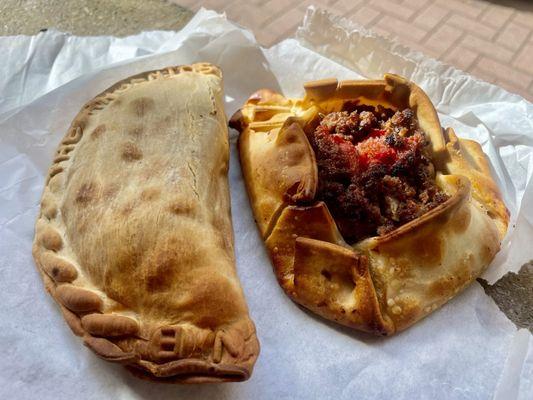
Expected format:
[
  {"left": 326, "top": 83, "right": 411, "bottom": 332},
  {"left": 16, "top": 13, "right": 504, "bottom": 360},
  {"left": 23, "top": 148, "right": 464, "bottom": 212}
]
[
  {"left": 168, "top": 200, "right": 195, "bottom": 215},
  {"left": 130, "top": 97, "right": 155, "bottom": 118},
  {"left": 122, "top": 142, "right": 143, "bottom": 161},
  {"left": 411, "top": 233, "right": 443, "bottom": 266},
  {"left": 40, "top": 252, "right": 78, "bottom": 282},
  {"left": 90, "top": 124, "right": 107, "bottom": 140},
  {"left": 284, "top": 128, "right": 299, "bottom": 144},
  {"left": 140, "top": 187, "right": 161, "bottom": 201},
  {"left": 121, "top": 201, "right": 135, "bottom": 216},
  {"left": 76, "top": 182, "right": 99, "bottom": 205},
  {"left": 146, "top": 250, "right": 176, "bottom": 292},
  {"left": 481, "top": 243, "right": 496, "bottom": 265},
  {"left": 321, "top": 269, "right": 332, "bottom": 281}
]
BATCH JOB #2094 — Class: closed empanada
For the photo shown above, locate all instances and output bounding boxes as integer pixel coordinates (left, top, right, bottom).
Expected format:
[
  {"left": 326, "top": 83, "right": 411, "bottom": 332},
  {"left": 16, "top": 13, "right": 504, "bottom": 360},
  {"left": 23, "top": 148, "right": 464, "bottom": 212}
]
[
  {"left": 33, "top": 64, "right": 259, "bottom": 382},
  {"left": 231, "top": 74, "right": 508, "bottom": 335}
]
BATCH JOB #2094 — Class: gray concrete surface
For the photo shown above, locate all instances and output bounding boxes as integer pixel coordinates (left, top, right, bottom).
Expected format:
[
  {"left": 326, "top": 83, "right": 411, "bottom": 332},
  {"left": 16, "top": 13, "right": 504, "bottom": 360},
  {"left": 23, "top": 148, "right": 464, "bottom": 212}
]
[
  {"left": 0, "top": 0, "right": 192, "bottom": 36},
  {"left": 480, "top": 263, "right": 532, "bottom": 331},
  {"left": 0, "top": 0, "right": 530, "bottom": 332}
]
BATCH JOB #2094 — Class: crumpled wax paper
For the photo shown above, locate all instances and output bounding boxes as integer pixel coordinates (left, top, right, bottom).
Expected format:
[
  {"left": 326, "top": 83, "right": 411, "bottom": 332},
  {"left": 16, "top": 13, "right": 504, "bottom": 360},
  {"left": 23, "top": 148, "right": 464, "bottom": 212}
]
[{"left": 0, "top": 7, "right": 531, "bottom": 400}]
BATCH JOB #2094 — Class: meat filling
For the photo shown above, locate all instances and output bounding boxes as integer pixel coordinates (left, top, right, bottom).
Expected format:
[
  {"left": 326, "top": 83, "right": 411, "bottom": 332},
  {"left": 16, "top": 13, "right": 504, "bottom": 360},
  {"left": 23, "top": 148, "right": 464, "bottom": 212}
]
[{"left": 308, "top": 105, "right": 449, "bottom": 242}]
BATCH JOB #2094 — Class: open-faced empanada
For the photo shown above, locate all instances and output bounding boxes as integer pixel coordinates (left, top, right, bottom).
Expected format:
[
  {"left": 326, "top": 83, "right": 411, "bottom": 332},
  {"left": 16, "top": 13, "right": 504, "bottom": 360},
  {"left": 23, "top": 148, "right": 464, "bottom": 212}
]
[
  {"left": 230, "top": 74, "right": 508, "bottom": 335},
  {"left": 33, "top": 63, "right": 259, "bottom": 382}
]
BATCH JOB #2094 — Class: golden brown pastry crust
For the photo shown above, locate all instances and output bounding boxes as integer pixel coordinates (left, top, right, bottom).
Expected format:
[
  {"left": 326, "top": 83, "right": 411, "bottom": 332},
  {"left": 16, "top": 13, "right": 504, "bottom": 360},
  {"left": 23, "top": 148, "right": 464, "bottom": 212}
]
[
  {"left": 33, "top": 63, "right": 259, "bottom": 382},
  {"left": 231, "top": 73, "right": 509, "bottom": 335}
]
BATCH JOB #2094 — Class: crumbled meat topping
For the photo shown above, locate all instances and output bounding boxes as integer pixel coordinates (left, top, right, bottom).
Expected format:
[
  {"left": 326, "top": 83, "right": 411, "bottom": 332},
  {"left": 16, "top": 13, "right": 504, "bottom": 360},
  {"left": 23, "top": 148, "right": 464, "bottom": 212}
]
[{"left": 308, "top": 105, "right": 449, "bottom": 242}]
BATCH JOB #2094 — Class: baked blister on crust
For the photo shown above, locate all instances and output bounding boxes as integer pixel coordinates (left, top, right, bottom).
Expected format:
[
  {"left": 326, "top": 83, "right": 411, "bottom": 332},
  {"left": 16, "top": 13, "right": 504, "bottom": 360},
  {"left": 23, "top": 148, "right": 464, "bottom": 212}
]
[
  {"left": 230, "top": 73, "right": 509, "bottom": 335},
  {"left": 33, "top": 63, "right": 259, "bottom": 382}
]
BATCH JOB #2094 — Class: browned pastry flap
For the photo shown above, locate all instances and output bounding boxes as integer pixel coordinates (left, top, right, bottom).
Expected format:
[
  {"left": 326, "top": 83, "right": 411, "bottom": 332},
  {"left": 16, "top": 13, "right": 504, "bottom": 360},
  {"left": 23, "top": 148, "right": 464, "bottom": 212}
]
[
  {"left": 231, "top": 74, "right": 509, "bottom": 335},
  {"left": 33, "top": 63, "right": 259, "bottom": 382}
]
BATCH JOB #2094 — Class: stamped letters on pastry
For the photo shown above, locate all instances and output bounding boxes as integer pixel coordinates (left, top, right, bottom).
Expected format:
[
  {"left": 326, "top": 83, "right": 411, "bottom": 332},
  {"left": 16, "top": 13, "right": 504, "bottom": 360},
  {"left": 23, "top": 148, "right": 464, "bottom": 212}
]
[
  {"left": 33, "top": 63, "right": 259, "bottom": 382},
  {"left": 231, "top": 74, "right": 509, "bottom": 335}
]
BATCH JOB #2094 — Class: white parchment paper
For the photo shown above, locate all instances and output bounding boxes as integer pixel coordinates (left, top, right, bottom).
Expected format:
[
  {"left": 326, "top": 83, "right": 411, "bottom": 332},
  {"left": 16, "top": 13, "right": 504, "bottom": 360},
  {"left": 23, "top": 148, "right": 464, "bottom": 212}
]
[{"left": 0, "top": 8, "right": 531, "bottom": 400}]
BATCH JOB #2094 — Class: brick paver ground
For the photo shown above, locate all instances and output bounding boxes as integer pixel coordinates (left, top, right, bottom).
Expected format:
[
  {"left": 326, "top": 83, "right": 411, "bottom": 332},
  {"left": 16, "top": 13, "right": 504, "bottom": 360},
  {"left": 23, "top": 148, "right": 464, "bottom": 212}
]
[{"left": 172, "top": 0, "right": 533, "bottom": 101}]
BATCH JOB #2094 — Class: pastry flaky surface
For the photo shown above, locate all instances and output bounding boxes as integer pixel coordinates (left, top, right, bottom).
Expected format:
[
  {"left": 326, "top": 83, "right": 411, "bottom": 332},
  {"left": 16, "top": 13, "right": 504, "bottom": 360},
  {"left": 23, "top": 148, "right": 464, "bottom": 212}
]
[
  {"left": 230, "top": 74, "right": 509, "bottom": 335},
  {"left": 32, "top": 63, "right": 259, "bottom": 382}
]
